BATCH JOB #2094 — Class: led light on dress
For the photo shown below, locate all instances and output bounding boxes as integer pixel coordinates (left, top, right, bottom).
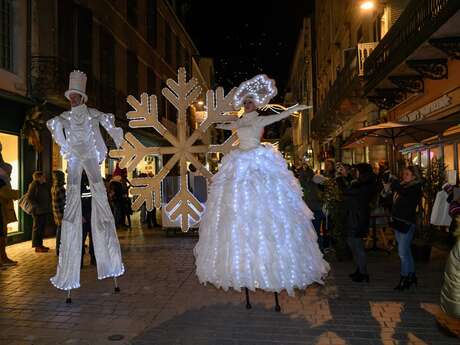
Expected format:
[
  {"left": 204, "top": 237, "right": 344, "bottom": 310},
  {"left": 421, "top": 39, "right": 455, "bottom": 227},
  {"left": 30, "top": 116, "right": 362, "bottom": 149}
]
[{"left": 194, "top": 75, "right": 329, "bottom": 296}]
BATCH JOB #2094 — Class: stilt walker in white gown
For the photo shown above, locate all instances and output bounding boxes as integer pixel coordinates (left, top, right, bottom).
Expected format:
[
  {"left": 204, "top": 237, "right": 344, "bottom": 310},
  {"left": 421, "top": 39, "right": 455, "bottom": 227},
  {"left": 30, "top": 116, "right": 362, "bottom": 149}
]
[
  {"left": 47, "top": 71, "right": 124, "bottom": 302},
  {"left": 194, "top": 75, "right": 330, "bottom": 311}
]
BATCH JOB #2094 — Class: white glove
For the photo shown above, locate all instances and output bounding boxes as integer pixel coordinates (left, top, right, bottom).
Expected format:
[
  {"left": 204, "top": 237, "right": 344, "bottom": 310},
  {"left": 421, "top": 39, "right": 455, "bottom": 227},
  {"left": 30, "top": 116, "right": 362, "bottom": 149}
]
[{"left": 289, "top": 104, "right": 312, "bottom": 113}]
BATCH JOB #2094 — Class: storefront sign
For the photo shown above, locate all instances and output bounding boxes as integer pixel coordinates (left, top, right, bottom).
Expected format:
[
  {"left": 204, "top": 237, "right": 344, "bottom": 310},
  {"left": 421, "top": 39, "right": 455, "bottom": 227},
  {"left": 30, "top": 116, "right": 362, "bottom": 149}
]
[{"left": 400, "top": 95, "right": 452, "bottom": 122}]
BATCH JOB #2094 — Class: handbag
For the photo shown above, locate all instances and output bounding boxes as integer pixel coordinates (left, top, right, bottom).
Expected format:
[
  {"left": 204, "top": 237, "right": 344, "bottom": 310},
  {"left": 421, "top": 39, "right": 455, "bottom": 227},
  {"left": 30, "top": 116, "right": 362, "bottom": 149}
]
[
  {"left": 391, "top": 217, "right": 413, "bottom": 233},
  {"left": 18, "top": 193, "right": 33, "bottom": 215}
]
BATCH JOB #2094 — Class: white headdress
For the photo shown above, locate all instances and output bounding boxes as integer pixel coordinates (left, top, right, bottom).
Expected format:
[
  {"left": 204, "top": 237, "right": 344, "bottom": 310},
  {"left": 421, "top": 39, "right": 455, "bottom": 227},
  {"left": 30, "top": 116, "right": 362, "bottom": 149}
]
[
  {"left": 65, "top": 70, "right": 88, "bottom": 102},
  {"left": 233, "top": 74, "right": 277, "bottom": 110}
]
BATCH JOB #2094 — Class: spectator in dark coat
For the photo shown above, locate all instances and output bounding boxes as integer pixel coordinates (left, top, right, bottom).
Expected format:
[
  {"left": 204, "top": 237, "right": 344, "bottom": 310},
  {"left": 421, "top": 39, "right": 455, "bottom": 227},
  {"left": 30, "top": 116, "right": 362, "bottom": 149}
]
[
  {"left": 386, "top": 166, "right": 422, "bottom": 291},
  {"left": 343, "top": 163, "right": 377, "bottom": 283},
  {"left": 51, "top": 171, "right": 66, "bottom": 256},
  {"left": 108, "top": 175, "right": 124, "bottom": 228},
  {"left": 27, "top": 171, "right": 51, "bottom": 252},
  {"left": 299, "top": 166, "right": 324, "bottom": 251}
]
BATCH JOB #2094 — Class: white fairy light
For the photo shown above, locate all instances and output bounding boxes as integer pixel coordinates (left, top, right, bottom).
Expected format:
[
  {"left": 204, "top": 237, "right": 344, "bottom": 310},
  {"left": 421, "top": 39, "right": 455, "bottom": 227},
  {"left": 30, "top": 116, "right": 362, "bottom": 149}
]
[{"left": 233, "top": 74, "right": 278, "bottom": 109}]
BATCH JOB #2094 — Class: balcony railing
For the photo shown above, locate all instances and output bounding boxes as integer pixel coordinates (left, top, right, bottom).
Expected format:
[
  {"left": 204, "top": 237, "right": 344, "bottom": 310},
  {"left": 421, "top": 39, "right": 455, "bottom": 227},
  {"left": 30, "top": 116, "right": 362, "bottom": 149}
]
[
  {"left": 30, "top": 56, "right": 127, "bottom": 120},
  {"left": 363, "top": 0, "right": 460, "bottom": 94},
  {"left": 312, "top": 50, "right": 359, "bottom": 136}
]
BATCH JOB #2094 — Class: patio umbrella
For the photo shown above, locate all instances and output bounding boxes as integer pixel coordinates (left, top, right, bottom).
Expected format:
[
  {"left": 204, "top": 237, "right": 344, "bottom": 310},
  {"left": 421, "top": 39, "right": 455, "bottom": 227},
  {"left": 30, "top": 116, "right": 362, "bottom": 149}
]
[
  {"left": 342, "top": 118, "right": 460, "bottom": 170},
  {"left": 343, "top": 119, "right": 460, "bottom": 148}
]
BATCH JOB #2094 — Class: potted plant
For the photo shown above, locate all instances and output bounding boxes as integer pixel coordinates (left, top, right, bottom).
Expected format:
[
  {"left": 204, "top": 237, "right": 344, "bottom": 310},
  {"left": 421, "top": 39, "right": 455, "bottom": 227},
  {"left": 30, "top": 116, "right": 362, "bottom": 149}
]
[
  {"left": 322, "top": 178, "right": 351, "bottom": 261},
  {"left": 412, "top": 157, "right": 446, "bottom": 262}
]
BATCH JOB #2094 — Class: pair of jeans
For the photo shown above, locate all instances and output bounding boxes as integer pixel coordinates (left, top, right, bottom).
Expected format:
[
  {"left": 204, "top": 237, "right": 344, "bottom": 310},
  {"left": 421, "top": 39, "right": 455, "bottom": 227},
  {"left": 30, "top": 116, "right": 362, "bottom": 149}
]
[
  {"left": 347, "top": 236, "right": 367, "bottom": 274},
  {"left": 312, "top": 210, "right": 324, "bottom": 251},
  {"left": 55, "top": 225, "right": 61, "bottom": 256},
  {"left": 32, "top": 214, "right": 47, "bottom": 247},
  {"left": 395, "top": 225, "right": 415, "bottom": 276}
]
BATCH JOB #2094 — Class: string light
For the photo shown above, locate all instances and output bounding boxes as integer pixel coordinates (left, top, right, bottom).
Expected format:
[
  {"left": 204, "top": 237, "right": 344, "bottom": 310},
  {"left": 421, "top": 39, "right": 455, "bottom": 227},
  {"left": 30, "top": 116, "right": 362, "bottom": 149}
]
[{"left": 233, "top": 74, "right": 278, "bottom": 109}]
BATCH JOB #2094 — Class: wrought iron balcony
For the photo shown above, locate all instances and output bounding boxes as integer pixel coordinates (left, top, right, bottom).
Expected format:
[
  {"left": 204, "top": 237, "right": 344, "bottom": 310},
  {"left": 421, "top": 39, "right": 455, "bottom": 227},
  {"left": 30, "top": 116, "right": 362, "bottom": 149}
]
[
  {"left": 363, "top": 0, "right": 460, "bottom": 94},
  {"left": 311, "top": 51, "right": 361, "bottom": 138}
]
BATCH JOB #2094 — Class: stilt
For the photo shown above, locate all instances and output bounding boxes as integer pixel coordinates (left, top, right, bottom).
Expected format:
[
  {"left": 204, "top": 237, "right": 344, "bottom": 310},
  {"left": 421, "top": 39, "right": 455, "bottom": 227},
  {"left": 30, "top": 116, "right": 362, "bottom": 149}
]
[
  {"left": 245, "top": 288, "right": 252, "bottom": 309},
  {"left": 114, "top": 277, "right": 120, "bottom": 293},
  {"left": 65, "top": 290, "right": 72, "bottom": 304},
  {"left": 274, "top": 292, "right": 281, "bottom": 312}
]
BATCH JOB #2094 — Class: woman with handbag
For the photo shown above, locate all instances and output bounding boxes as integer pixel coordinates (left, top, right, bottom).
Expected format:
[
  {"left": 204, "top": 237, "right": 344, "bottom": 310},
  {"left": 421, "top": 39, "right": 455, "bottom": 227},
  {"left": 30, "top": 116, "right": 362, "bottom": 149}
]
[
  {"left": 386, "top": 166, "right": 423, "bottom": 291},
  {"left": 0, "top": 163, "right": 20, "bottom": 266}
]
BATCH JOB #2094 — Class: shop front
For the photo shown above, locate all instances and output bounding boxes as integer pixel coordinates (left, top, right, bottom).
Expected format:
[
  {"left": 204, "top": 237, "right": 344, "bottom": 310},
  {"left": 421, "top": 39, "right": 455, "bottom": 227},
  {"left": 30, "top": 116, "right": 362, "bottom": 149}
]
[
  {"left": 390, "top": 63, "right": 460, "bottom": 180},
  {"left": 0, "top": 94, "right": 36, "bottom": 244}
]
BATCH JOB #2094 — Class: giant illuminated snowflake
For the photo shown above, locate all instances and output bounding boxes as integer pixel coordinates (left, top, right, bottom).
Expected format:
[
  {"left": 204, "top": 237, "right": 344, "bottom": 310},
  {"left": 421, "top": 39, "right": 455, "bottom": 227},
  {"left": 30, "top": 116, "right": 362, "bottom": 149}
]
[{"left": 109, "top": 67, "right": 237, "bottom": 232}]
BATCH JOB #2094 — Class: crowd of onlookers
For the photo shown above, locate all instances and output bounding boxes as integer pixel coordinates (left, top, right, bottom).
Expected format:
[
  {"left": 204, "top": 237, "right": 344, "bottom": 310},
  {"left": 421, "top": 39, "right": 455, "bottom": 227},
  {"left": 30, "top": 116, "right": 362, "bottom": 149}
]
[
  {"left": 295, "top": 159, "right": 423, "bottom": 291},
  {"left": 0, "top": 140, "right": 447, "bottom": 295}
]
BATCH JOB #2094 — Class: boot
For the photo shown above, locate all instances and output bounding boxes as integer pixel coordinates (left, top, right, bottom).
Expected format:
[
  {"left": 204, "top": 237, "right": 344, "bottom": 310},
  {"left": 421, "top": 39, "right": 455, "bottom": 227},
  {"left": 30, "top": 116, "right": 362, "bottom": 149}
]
[
  {"left": 406, "top": 272, "right": 418, "bottom": 289},
  {"left": 394, "top": 276, "right": 408, "bottom": 291},
  {"left": 0, "top": 236, "right": 17, "bottom": 266},
  {"left": 349, "top": 267, "right": 360, "bottom": 278},
  {"left": 352, "top": 272, "right": 370, "bottom": 283}
]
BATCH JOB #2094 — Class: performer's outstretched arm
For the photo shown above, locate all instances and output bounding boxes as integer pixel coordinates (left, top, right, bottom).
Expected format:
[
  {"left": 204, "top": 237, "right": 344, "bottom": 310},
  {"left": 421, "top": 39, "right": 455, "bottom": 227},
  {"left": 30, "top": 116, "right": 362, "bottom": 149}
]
[
  {"left": 216, "top": 122, "right": 237, "bottom": 130},
  {"left": 257, "top": 104, "right": 311, "bottom": 127},
  {"left": 97, "top": 111, "right": 124, "bottom": 148}
]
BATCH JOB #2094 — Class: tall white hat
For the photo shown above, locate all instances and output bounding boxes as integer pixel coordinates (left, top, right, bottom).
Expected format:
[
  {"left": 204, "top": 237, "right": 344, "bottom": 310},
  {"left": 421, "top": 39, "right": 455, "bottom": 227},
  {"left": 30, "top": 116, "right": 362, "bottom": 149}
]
[
  {"left": 233, "top": 74, "right": 277, "bottom": 110},
  {"left": 65, "top": 70, "right": 88, "bottom": 102}
]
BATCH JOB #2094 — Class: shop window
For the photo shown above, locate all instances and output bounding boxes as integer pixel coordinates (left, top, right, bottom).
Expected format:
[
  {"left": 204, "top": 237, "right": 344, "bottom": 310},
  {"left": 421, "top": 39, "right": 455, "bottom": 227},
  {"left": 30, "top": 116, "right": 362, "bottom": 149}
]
[
  {"left": 430, "top": 146, "right": 441, "bottom": 161},
  {"left": 0, "top": 132, "right": 19, "bottom": 233},
  {"left": 420, "top": 150, "right": 428, "bottom": 168},
  {"left": 444, "top": 144, "right": 455, "bottom": 171}
]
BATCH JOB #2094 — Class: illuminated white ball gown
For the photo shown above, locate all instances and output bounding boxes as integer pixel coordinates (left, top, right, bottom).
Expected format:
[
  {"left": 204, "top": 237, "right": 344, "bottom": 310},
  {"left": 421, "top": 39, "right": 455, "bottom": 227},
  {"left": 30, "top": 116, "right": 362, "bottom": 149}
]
[{"left": 194, "top": 110, "right": 330, "bottom": 296}]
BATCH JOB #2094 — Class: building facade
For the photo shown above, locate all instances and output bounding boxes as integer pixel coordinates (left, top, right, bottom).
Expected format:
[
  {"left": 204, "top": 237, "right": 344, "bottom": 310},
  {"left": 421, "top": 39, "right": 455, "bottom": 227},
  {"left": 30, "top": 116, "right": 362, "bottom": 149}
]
[
  {"left": 285, "top": 17, "right": 315, "bottom": 167},
  {"left": 362, "top": 0, "right": 460, "bottom": 177},
  {"left": 1, "top": 0, "right": 212, "bottom": 243},
  {"left": 310, "top": 0, "right": 411, "bottom": 168}
]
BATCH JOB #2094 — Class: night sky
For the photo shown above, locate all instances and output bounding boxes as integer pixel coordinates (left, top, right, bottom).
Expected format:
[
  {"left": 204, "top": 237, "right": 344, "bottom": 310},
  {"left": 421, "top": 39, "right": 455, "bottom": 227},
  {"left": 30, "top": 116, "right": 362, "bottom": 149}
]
[{"left": 181, "top": 1, "right": 313, "bottom": 100}]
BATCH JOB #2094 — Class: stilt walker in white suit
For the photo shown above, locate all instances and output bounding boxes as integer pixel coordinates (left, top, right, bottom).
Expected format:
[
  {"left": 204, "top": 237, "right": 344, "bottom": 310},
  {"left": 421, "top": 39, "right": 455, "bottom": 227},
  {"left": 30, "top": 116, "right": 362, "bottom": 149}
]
[{"left": 47, "top": 71, "right": 124, "bottom": 302}]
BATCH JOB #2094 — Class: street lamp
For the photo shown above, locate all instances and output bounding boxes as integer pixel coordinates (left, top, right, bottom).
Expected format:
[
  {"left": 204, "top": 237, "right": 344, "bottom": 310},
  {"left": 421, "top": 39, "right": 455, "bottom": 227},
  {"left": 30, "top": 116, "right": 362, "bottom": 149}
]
[{"left": 360, "top": 1, "right": 375, "bottom": 10}]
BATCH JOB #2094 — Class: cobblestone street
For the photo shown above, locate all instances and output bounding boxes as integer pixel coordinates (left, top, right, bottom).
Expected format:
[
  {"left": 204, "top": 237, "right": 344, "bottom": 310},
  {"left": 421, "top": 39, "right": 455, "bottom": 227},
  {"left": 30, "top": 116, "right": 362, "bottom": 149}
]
[{"left": 1, "top": 224, "right": 460, "bottom": 345}]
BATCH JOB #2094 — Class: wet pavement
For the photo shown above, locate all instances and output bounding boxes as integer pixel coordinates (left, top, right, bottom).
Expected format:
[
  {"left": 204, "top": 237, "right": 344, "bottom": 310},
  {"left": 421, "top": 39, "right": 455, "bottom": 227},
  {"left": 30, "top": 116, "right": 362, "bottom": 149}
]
[{"left": 1, "top": 224, "right": 460, "bottom": 345}]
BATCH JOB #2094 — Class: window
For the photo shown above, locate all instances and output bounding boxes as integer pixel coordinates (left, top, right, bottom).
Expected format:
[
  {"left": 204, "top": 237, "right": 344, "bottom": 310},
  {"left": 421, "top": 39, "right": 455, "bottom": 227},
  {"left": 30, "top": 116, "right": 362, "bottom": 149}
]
[
  {"left": 0, "top": 132, "right": 19, "bottom": 233},
  {"left": 357, "top": 25, "right": 363, "bottom": 43},
  {"left": 127, "top": 0, "right": 138, "bottom": 28},
  {"left": 165, "top": 24, "right": 172, "bottom": 64},
  {"left": 176, "top": 38, "right": 183, "bottom": 68},
  {"left": 100, "top": 27, "right": 116, "bottom": 110},
  {"left": 184, "top": 49, "right": 191, "bottom": 75},
  {"left": 147, "top": 68, "right": 156, "bottom": 95},
  {"left": 127, "top": 50, "right": 139, "bottom": 96},
  {"left": 0, "top": 0, "right": 12, "bottom": 71},
  {"left": 146, "top": 0, "right": 157, "bottom": 47},
  {"left": 75, "top": 6, "right": 93, "bottom": 75}
]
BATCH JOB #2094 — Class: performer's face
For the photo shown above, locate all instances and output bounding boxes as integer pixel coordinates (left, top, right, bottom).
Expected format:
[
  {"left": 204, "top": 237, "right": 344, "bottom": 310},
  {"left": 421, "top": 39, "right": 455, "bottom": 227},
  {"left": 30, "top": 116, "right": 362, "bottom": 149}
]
[
  {"left": 243, "top": 98, "right": 256, "bottom": 113},
  {"left": 69, "top": 93, "right": 83, "bottom": 107}
]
